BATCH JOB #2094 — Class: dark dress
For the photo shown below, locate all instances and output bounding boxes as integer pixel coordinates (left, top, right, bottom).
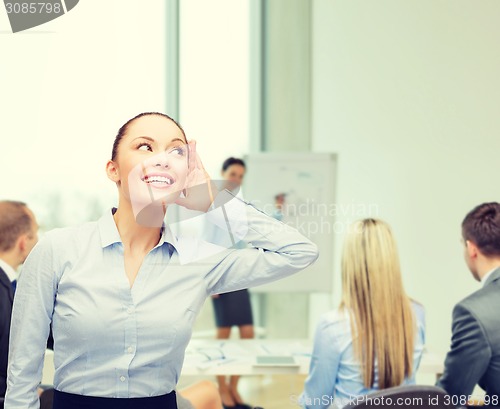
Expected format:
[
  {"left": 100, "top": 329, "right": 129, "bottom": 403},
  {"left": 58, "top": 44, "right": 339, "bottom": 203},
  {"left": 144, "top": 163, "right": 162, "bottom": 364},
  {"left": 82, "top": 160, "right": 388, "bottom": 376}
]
[{"left": 212, "top": 289, "right": 253, "bottom": 327}]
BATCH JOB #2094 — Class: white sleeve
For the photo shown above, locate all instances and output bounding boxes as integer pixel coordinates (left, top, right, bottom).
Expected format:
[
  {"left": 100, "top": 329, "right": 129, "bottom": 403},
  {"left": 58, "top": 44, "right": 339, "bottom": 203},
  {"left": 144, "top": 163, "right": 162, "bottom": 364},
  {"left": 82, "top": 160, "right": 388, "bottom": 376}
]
[
  {"left": 300, "top": 315, "right": 339, "bottom": 408},
  {"left": 5, "top": 236, "right": 58, "bottom": 409},
  {"left": 203, "top": 190, "right": 319, "bottom": 295}
]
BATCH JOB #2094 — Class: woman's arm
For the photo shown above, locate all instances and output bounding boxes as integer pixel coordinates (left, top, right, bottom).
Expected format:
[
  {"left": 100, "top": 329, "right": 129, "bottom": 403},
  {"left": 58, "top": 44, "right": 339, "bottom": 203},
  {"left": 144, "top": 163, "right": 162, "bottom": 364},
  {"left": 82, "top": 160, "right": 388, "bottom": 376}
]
[
  {"left": 410, "top": 301, "right": 426, "bottom": 380},
  {"left": 300, "top": 314, "right": 339, "bottom": 409},
  {"left": 202, "top": 189, "right": 319, "bottom": 295},
  {"left": 173, "top": 142, "right": 317, "bottom": 294},
  {"left": 5, "top": 236, "right": 57, "bottom": 409}
]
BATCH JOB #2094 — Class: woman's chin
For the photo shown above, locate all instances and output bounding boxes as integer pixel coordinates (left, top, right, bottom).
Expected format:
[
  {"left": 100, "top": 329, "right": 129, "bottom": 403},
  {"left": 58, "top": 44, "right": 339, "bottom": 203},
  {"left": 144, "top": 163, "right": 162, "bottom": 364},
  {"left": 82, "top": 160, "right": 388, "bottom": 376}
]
[
  {"left": 129, "top": 193, "right": 181, "bottom": 227},
  {"left": 130, "top": 190, "right": 179, "bottom": 207},
  {"left": 132, "top": 203, "right": 167, "bottom": 227}
]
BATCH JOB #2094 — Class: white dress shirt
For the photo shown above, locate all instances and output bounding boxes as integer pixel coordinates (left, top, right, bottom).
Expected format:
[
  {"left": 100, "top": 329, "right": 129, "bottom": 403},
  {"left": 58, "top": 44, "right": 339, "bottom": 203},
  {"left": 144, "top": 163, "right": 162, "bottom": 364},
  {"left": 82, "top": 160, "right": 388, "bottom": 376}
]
[
  {"left": 481, "top": 266, "right": 499, "bottom": 287},
  {"left": 0, "top": 259, "right": 17, "bottom": 283},
  {"left": 5, "top": 192, "right": 318, "bottom": 408}
]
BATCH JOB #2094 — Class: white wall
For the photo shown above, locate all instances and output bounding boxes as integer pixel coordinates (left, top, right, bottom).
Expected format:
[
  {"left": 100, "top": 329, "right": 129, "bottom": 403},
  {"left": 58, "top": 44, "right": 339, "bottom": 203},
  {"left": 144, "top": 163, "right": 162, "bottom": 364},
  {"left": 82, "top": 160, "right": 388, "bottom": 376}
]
[
  {"left": 173, "top": 0, "right": 251, "bottom": 334},
  {"left": 0, "top": 0, "right": 167, "bottom": 227},
  {"left": 0, "top": 0, "right": 248, "bottom": 228},
  {"left": 179, "top": 0, "right": 250, "bottom": 179},
  {"left": 312, "top": 0, "right": 500, "bottom": 352}
]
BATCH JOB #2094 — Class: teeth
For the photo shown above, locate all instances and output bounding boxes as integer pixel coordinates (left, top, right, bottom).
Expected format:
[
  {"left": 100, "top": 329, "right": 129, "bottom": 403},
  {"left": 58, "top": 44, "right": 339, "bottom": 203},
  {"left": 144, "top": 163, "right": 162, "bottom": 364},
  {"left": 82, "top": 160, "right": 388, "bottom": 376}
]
[{"left": 144, "top": 176, "right": 173, "bottom": 185}]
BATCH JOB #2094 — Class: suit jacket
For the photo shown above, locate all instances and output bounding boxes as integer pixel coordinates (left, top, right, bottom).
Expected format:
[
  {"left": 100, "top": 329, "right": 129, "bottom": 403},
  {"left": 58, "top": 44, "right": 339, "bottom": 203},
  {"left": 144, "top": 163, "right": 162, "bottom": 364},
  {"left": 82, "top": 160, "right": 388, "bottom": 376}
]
[
  {"left": 437, "top": 267, "right": 500, "bottom": 401},
  {"left": 0, "top": 267, "right": 14, "bottom": 398}
]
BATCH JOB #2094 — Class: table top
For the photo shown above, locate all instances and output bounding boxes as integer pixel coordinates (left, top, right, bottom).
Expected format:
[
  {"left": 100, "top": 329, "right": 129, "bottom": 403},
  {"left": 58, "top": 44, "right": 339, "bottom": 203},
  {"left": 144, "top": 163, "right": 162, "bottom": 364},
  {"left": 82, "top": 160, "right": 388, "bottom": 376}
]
[
  {"left": 181, "top": 339, "right": 311, "bottom": 375},
  {"left": 180, "top": 339, "right": 445, "bottom": 376}
]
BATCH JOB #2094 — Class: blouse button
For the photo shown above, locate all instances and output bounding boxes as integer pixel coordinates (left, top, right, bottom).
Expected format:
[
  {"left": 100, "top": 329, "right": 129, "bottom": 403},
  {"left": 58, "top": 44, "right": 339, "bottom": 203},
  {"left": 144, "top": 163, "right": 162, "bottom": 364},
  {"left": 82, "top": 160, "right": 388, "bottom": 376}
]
[
  {"left": 127, "top": 346, "right": 133, "bottom": 353},
  {"left": 120, "top": 376, "right": 126, "bottom": 382}
]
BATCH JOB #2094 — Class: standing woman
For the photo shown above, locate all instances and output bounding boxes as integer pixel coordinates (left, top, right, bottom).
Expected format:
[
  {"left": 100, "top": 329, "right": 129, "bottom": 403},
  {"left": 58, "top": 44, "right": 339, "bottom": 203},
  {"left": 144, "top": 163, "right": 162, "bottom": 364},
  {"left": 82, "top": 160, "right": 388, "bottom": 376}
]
[
  {"left": 300, "top": 219, "right": 425, "bottom": 409},
  {"left": 210, "top": 157, "right": 254, "bottom": 408},
  {"left": 5, "top": 112, "right": 318, "bottom": 409}
]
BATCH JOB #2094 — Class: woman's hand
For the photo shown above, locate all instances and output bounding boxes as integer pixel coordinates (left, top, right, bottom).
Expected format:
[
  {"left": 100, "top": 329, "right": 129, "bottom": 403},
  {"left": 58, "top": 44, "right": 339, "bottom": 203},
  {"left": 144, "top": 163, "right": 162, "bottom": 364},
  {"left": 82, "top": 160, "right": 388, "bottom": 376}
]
[{"left": 175, "top": 140, "right": 217, "bottom": 212}]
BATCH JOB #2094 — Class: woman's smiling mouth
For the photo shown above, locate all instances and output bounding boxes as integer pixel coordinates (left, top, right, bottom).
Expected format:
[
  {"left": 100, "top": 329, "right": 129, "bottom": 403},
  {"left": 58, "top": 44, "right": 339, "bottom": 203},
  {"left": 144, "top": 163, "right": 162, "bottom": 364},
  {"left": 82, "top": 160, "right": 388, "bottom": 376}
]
[{"left": 141, "top": 173, "right": 176, "bottom": 188}]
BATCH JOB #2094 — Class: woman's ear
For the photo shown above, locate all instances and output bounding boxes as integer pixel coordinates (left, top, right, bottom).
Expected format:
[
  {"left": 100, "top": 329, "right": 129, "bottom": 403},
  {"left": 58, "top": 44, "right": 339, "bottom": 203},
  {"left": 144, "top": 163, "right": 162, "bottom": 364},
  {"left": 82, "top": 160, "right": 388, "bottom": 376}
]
[{"left": 106, "top": 160, "right": 120, "bottom": 183}]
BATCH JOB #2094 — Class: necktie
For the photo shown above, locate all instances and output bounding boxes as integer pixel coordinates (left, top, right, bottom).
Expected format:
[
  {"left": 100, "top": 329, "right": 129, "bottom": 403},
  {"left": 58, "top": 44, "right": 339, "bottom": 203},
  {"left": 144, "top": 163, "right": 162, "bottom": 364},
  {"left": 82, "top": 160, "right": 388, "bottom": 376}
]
[{"left": 11, "top": 279, "right": 17, "bottom": 294}]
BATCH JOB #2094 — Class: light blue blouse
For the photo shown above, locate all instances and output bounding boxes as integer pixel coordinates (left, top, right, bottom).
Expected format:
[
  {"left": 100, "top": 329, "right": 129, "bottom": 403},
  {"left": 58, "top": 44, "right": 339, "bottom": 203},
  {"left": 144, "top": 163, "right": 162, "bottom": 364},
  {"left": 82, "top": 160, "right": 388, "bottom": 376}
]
[
  {"left": 300, "top": 302, "right": 425, "bottom": 409},
  {"left": 5, "top": 192, "right": 318, "bottom": 408}
]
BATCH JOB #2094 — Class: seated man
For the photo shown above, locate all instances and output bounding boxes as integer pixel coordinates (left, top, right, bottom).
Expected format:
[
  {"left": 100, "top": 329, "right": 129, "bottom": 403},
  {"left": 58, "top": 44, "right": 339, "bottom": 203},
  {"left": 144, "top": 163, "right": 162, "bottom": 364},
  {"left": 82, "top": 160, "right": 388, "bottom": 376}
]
[
  {"left": 437, "top": 202, "right": 500, "bottom": 404},
  {"left": 0, "top": 201, "right": 39, "bottom": 408}
]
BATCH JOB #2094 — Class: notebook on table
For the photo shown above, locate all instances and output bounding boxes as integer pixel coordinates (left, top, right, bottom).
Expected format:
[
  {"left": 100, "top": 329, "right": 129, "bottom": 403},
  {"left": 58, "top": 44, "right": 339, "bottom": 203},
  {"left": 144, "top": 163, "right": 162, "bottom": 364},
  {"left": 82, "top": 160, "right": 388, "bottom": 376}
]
[{"left": 253, "top": 355, "right": 299, "bottom": 367}]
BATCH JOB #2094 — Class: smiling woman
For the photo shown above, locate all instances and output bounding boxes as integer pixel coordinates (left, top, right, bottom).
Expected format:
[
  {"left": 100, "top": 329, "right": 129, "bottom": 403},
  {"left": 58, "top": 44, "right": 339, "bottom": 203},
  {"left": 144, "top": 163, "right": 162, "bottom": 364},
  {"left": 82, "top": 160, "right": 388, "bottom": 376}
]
[
  {"left": 107, "top": 113, "right": 191, "bottom": 228},
  {"left": 4, "top": 112, "right": 319, "bottom": 409}
]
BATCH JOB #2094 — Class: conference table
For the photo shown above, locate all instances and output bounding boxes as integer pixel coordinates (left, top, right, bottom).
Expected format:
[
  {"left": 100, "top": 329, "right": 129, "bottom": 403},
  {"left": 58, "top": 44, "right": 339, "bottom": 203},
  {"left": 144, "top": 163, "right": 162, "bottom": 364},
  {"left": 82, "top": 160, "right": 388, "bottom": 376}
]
[
  {"left": 42, "top": 339, "right": 444, "bottom": 381},
  {"left": 180, "top": 339, "right": 444, "bottom": 377}
]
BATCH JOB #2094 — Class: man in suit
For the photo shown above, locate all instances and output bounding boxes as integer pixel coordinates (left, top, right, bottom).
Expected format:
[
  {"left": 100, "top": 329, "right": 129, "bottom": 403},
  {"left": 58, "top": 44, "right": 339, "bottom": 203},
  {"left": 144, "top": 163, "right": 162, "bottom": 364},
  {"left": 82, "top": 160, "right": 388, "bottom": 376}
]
[
  {"left": 0, "top": 201, "right": 39, "bottom": 406},
  {"left": 437, "top": 202, "right": 500, "bottom": 403}
]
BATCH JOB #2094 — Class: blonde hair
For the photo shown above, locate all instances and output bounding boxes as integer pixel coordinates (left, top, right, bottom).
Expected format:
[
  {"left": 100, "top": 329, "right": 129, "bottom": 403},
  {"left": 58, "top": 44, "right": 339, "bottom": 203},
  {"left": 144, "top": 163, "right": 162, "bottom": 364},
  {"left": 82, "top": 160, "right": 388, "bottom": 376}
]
[{"left": 340, "top": 219, "right": 415, "bottom": 389}]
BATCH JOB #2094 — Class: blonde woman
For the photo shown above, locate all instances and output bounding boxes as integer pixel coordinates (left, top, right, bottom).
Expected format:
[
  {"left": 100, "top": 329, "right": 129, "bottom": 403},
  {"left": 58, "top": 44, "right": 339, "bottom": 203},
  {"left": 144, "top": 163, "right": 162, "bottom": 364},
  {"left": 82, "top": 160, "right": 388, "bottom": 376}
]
[{"left": 300, "top": 219, "right": 425, "bottom": 409}]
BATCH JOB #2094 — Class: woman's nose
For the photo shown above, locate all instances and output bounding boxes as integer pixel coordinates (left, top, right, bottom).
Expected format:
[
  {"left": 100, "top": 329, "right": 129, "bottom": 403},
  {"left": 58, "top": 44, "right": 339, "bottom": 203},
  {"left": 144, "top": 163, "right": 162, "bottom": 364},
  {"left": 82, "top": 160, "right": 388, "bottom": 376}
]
[
  {"left": 155, "top": 161, "right": 168, "bottom": 168},
  {"left": 149, "top": 152, "right": 169, "bottom": 168}
]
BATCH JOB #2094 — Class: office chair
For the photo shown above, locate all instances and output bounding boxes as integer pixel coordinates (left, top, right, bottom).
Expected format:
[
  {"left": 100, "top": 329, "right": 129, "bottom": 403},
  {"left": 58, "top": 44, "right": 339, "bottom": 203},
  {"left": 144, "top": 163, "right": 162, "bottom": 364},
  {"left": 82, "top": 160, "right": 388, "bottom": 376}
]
[{"left": 343, "top": 385, "right": 461, "bottom": 409}]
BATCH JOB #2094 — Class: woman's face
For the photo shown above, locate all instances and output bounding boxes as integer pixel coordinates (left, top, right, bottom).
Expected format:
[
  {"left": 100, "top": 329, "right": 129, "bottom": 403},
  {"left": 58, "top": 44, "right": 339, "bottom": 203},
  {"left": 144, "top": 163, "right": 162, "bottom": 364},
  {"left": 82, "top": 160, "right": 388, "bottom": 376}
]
[
  {"left": 107, "top": 115, "right": 189, "bottom": 210},
  {"left": 221, "top": 164, "right": 245, "bottom": 187}
]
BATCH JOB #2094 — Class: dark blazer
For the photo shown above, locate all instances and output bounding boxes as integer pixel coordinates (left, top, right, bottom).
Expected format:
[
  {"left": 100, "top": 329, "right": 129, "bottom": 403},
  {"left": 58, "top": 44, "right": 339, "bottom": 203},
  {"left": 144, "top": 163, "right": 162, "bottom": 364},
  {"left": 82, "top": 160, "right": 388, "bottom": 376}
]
[
  {"left": 0, "top": 266, "right": 14, "bottom": 399},
  {"left": 437, "top": 267, "right": 500, "bottom": 401}
]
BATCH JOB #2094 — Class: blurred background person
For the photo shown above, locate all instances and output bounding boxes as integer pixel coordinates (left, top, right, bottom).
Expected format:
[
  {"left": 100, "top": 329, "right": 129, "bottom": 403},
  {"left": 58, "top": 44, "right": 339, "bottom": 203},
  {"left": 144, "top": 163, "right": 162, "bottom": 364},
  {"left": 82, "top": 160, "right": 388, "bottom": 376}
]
[
  {"left": 299, "top": 219, "right": 425, "bottom": 409},
  {"left": 437, "top": 202, "right": 500, "bottom": 401},
  {"left": 178, "top": 381, "right": 222, "bottom": 409},
  {"left": 210, "top": 157, "right": 254, "bottom": 409},
  {"left": 272, "top": 193, "right": 286, "bottom": 222},
  {"left": 0, "top": 201, "right": 39, "bottom": 408}
]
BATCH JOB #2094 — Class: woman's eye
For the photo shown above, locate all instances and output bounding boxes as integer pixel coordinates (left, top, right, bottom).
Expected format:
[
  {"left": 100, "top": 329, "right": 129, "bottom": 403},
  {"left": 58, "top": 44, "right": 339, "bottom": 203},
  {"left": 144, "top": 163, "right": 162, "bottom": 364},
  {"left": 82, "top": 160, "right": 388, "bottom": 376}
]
[
  {"left": 138, "top": 143, "right": 152, "bottom": 151},
  {"left": 170, "top": 146, "right": 185, "bottom": 156}
]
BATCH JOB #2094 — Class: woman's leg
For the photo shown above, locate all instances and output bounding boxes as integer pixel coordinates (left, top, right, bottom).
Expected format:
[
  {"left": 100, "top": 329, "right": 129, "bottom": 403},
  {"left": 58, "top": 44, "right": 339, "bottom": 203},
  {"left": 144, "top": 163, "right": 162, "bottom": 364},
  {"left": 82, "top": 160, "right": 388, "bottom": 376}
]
[
  {"left": 179, "top": 381, "right": 222, "bottom": 409},
  {"left": 39, "top": 388, "right": 54, "bottom": 409},
  {"left": 215, "top": 327, "right": 234, "bottom": 407},
  {"left": 229, "top": 324, "right": 254, "bottom": 405}
]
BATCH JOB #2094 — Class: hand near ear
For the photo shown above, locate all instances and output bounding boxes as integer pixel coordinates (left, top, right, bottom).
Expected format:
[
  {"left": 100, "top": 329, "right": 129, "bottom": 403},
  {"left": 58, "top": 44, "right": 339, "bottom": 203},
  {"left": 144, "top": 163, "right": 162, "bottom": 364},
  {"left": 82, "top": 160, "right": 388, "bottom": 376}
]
[{"left": 175, "top": 140, "right": 217, "bottom": 212}]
